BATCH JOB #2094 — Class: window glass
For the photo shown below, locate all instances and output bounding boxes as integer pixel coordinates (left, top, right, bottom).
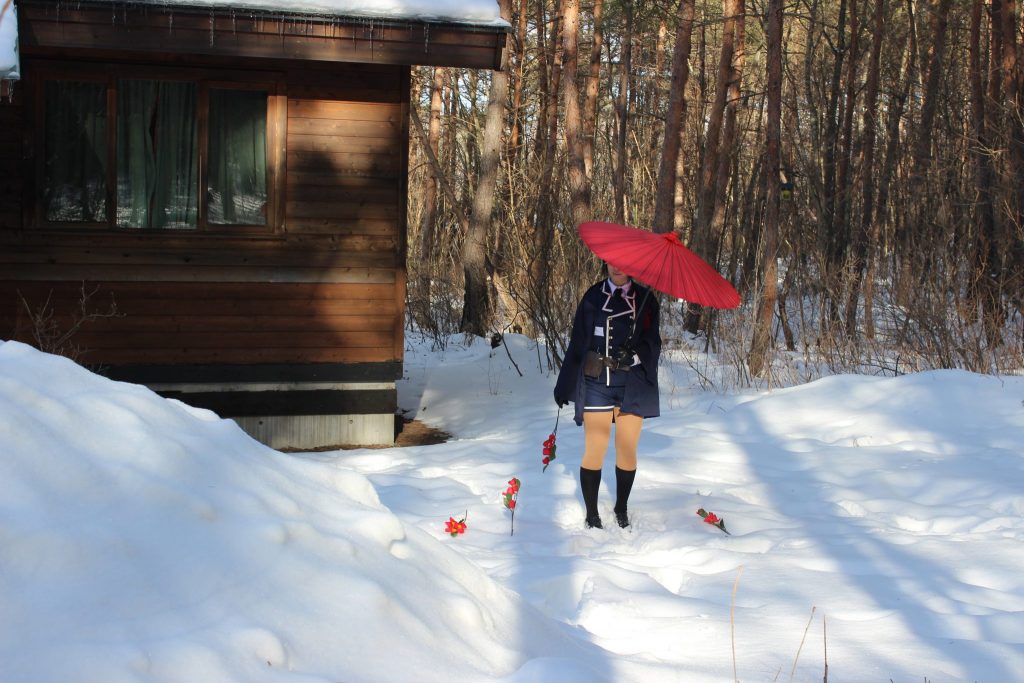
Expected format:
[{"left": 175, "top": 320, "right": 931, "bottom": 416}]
[
  {"left": 43, "top": 81, "right": 107, "bottom": 222},
  {"left": 116, "top": 79, "right": 198, "bottom": 229},
  {"left": 208, "top": 88, "right": 268, "bottom": 225}
]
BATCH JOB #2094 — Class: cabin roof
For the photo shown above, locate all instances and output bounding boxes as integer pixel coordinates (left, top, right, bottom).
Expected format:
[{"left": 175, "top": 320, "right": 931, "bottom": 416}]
[
  {"left": 8, "top": 0, "right": 508, "bottom": 74},
  {"left": 72, "top": 0, "right": 508, "bottom": 28}
]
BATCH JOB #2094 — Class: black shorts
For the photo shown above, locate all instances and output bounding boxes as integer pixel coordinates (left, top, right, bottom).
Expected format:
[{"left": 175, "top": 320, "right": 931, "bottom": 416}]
[{"left": 583, "top": 377, "right": 626, "bottom": 412}]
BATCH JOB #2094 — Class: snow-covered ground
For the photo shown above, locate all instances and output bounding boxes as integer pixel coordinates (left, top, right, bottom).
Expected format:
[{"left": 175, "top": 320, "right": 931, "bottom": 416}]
[{"left": 2, "top": 333, "right": 1023, "bottom": 682}]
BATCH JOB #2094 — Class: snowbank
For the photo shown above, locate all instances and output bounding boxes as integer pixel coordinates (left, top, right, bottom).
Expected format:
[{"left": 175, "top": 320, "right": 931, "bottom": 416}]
[
  {"left": 0, "top": 340, "right": 598, "bottom": 683},
  {"left": 4, "top": 334, "right": 1024, "bottom": 681}
]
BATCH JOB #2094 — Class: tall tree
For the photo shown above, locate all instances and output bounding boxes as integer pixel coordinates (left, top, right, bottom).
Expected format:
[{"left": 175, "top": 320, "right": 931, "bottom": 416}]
[
  {"left": 561, "top": 0, "right": 592, "bottom": 227},
  {"left": 902, "top": 0, "right": 954, "bottom": 271},
  {"left": 708, "top": 0, "right": 746, "bottom": 242},
  {"left": 820, "top": 0, "right": 849, "bottom": 326},
  {"left": 845, "top": 0, "right": 886, "bottom": 335},
  {"left": 865, "top": 2, "right": 917, "bottom": 338},
  {"left": 509, "top": 0, "right": 528, "bottom": 166},
  {"left": 461, "top": 0, "right": 512, "bottom": 335},
  {"left": 695, "top": 0, "right": 740, "bottom": 239},
  {"left": 582, "top": 0, "right": 605, "bottom": 180},
  {"left": 614, "top": 0, "right": 635, "bottom": 223},
  {"left": 687, "top": 0, "right": 741, "bottom": 333},
  {"left": 652, "top": 0, "right": 697, "bottom": 232},
  {"left": 835, "top": 0, "right": 863, "bottom": 313},
  {"left": 967, "top": 0, "right": 1003, "bottom": 346},
  {"left": 750, "top": 0, "right": 784, "bottom": 375},
  {"left": 418, "top": 68, "right": 446, "bottom": 268}
]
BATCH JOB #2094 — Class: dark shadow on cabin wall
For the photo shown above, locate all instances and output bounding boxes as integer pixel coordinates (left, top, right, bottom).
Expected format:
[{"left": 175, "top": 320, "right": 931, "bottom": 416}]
[{"left": 0, "top": 56, "right": 412, "bottom": 448}]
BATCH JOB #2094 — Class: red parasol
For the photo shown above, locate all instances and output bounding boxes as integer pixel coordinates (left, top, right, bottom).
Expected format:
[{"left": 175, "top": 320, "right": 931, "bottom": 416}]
[{"left": 578, "top": 221, "right": 740, "bottom": 309}]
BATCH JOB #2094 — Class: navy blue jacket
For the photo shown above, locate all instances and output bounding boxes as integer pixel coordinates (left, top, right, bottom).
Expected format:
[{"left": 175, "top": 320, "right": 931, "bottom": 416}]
[{"left": 554, "top": 279, "right": 661, "bottom": 425}]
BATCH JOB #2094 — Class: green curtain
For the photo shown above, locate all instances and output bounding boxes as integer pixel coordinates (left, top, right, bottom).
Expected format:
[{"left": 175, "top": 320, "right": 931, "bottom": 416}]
[
  {"left": 44, "top": 81, "right": 107, "bottom": 222},
  {"left": 117, "top": 79, "right": 198, "bottom": 229},
  {"left": 208, "top": 89, "right": 267, "bottom": 225}
]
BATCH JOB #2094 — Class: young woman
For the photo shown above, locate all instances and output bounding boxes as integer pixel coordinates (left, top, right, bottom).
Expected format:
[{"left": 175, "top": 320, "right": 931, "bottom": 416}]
[{"left": 554, "top": 264, "right": 661, "bottom": 528}]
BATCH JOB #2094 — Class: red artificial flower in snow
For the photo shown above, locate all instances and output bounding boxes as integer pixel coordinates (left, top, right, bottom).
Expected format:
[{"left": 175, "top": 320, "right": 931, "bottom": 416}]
[
  {"left": 542, "top": 433, "right": 557, "bottom": 471},
  {"left": 696, "top": 507, "right": 731, "bottom": 535},
  {"left": 445, "top": 515, "right": 467, "bottom": 537},
  {"left": 503, "top": 477, "right": 521, "bottom": 536},
  {"left": 503, "top": 478, "right": 520, "bottom": 510}
]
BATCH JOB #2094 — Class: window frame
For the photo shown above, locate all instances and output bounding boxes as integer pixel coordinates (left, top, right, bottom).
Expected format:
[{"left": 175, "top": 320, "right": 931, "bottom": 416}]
[{"left": 30, "top": 61, "right": 285, "bottom": 235}]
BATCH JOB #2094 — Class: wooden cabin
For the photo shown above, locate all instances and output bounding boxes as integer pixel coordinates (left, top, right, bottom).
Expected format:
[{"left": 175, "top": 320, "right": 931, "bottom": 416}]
[{"left": 0, "top": 0, "right": 506, "bottom": 448}]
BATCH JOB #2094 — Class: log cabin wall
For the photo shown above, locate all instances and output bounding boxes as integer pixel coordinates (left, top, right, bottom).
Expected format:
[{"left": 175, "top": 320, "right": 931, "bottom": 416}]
[
  {"left": 0, "top": 87, "right": 20, "bottom": 229},
  {"left": 0, "top": 0, "right": 511, "bottom": 448},
  {"left": 0, "top": 58, "right": 408, "bottom": 448}
]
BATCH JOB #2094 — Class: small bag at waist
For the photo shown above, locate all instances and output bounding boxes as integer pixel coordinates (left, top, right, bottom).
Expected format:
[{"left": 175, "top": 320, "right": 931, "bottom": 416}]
[{"left": 583, "top": 350, "right": 604, "bottom": 378}]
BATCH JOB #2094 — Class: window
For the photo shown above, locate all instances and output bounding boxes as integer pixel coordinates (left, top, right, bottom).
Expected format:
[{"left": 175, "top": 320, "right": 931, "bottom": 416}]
[
  {"left": 207, "top": 88, "right": 268, "bottom": 226},
  {"left": 44, "top": 81, "right": 107, "bottom": 222},
  {"left": 40, "top": 72, "right": 275, "bottom": 231},
  {"left": 116, "top": 79, "right": 199, "bottom": 229}
]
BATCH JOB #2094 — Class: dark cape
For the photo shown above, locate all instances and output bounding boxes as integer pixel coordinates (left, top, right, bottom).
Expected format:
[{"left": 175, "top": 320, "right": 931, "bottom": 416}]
[{"left": 553, "top": 279, "right": 661, "bottom": 426}]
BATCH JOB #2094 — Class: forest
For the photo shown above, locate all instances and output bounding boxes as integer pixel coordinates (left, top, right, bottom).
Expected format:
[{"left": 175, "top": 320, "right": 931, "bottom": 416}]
[{"left": 404, "top": 0, "right": 1024, "bottom": 384}]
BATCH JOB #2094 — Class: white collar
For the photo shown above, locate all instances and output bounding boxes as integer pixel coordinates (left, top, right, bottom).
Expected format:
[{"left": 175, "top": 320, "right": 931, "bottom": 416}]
[
  {"left": 605, "top": 278, "right": 632, "bottom": 294},
  {"left": 602, "top": 278, "right": 636, "bottom": 314}
]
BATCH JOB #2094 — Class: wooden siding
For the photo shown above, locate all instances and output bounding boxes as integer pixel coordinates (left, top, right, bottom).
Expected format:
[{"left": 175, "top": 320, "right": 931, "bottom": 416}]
[
  {"left": 3, "top": 281, "right": 401, "bottom": 365},
  {"left": 0, "top": 57, "right": 409, "bottom": 369},
  {"left": 17, "top": 2, "right": 506, "bottom": 70}
]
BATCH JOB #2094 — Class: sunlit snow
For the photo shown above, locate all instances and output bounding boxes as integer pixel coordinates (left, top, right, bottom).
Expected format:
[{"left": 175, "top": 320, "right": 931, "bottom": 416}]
[{"left": 2, "top": 333, "right": 1023, "bottom": 682}]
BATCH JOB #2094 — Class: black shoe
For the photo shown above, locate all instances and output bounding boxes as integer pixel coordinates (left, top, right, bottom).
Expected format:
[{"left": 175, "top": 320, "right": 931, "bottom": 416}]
[
  {"left": 585, "top": 515, "right": 603, "bottom": 529},
  {"left": 614, "top": 508, "right": 630, "bottom": 528}
]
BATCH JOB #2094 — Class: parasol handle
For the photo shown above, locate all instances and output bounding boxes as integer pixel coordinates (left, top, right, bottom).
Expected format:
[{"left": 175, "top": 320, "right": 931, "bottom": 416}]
[{"left": 626, "top": 287, "right": 653, "bottom": 350}]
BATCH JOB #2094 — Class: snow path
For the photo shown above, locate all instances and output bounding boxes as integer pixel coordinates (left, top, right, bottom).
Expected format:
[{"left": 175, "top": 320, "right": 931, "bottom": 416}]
[{"left": 3, "top": 334, "right": 1024, "bottom": 682}]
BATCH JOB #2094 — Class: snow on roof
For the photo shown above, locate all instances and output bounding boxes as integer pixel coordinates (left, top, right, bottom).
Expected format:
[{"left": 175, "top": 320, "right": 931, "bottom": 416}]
[
  {"left": 1, "top": 4, "right": 18, "bottom": 81},
  {"left": 76, "top": 0, "right": 507, "bottom": 28},
  {"left": 1, "top": 0, "right": 505, "bottom": 82}
]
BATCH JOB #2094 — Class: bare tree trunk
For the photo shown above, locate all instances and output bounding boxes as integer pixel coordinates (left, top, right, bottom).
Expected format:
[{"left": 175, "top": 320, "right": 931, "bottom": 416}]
[
  {"left": 561, "top": 0, "right": 592, "bottom": 228},
  {"left": 1000, "top": 0, "right": 1024, "bottom": 317},
  {"left": 531, "top": 1, "right": 562, "bottom": 287},
  {"left": 903, "top": 0, "right": 954, "bottom": 266},
  {"left": 647, "top": 15, "right": 668, "bottom": 166},
  {"left": 835, "top": 0, "right": 862, "bottom": 292},
  {"left": 582, "top": 0, "right": 604, "bottom": 180},
  {"left": 820, "top": 0, "right": 848, "bottom": 332},
  {"left": 845, "top": 0, "right": 885, "bottom": 336},
  {"left": 708, "top": 0, "right": 746, "bottom": 243},
  {"left": 419, "top": 68, "right": 446, "bottom": 267},
  {"left": 461, "top": 0, "right": 512, "bottom": 335},
  {"left": 686, "top": 0, "right": 739, "bottom": 333},
  {"left": 867, "top": 2, "right": 917, "bottom": 337},
  {"left": 509, "top": 0, "right": 528, "bottom": 167},
  {"left": 673, "top": 123, "right": 689, "bottom": 232},
  {"left": 968, "top": 0, "right": 1004, "bottom": 346},
  {"left": 750, "top": 0, "right": 783, "bottom": 376},
  {"left": 652, "top": 0, "right": 696, "bottom": 232},
  {"left": 695, "top": 0, "right": 739, "bottom": 239},
  {"left": 614, "top": 0, "right": 634, "bottom": 224}
]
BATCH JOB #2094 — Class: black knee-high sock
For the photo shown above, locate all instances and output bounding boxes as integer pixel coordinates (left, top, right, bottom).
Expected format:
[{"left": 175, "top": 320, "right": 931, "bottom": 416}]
[
  {"left": 614, "top": 466, "right": 636, "bottom": 514},
  {"left": 579, "top": 467, "right": 602, "bottom": 519}
]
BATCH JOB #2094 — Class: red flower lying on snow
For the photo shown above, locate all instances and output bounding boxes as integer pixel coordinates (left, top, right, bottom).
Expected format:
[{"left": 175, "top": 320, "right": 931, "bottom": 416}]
[
  {"left": 445, "top": 515, "right": 467, "bottom": 537},
  {"left": 696, "top": 507, "right": 731, "bottom": 535},
  {"left": 542, "top": 433, "right": 557, "bottom": 472}
]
